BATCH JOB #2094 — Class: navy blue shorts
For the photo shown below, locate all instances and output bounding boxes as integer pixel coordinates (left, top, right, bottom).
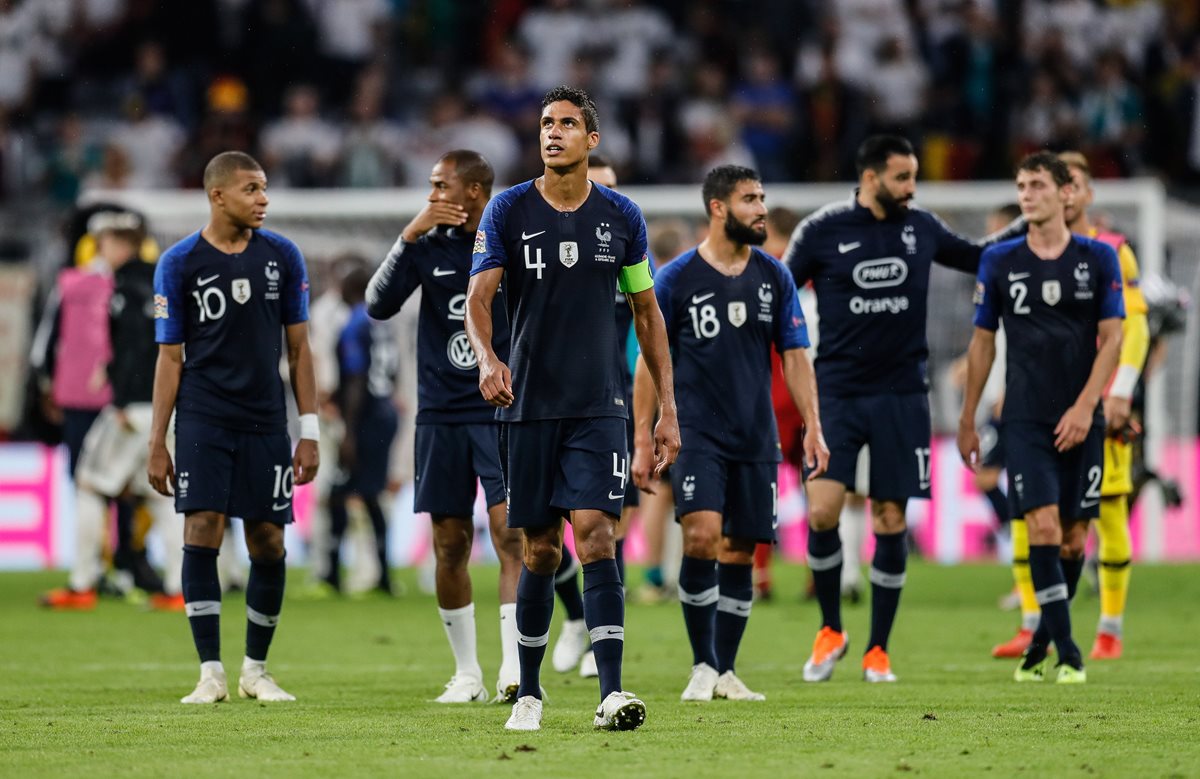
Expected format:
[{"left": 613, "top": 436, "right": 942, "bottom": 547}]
[
  {"left": 335, "top": 408, "right": 399, "bottom": 497},
  {"left": 173, "top": 417, "right": 294, "bottom": 524},
  {"left": 414, "top": 423, "right": 506, "bottom": 517},
  {"left": 671, "top": 448, "right": 778, "bottom": 544},
  {"left": 1005, "top": 421, "right": 1103, "bottom": 521},
  {"left": 980, "top": 416, "right": 1005, "bottom": 470},
  {"left": 500, "top": 418, "right": 628, "bottom": 529},
  {"left": 622, "top": 415, "right": 639, "bottom": 510},
  {"left": 807, "top": 393, "right": 932, "bottom": 500}
]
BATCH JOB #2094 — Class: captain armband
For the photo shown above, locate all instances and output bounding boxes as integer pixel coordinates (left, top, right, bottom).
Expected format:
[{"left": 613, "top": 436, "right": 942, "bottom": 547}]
[{"left": 617, "top": 258, "right": 654, "bottom": 295}]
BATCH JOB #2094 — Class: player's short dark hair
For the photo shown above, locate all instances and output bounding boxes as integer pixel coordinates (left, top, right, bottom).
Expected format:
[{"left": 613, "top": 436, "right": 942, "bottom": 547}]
[
  {"left": 766, "top": 206, "right": 800, "bottom": 237},
  {"left": 1017, "top": 151, "right": 1072, "bottom": 187},
  {"left": 203, "top": 151, "right": 263, "bottom": 191},
  {"left": 855, "top": 135, "right": 915, "bottom": 176},
  {"left": 1058, "top": 150, "right": 1091, "bottom": 182},
  {"left": 438, "top": 149, "right": 494, "bottom": 197},
  {"left": 341, "top": 264, "right": 373, "bottom": 303},
  {"left": 541, "top": 86, "right": 599, "bottom": 133},
  {"left": 588, "top": 153, "right": 613, "bottom": 169},
  {"left": 701, "top": 165, "right": 760, "bottom": 216}
]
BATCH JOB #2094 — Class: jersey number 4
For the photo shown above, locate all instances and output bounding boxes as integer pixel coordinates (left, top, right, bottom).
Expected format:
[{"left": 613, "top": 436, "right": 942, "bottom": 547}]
[{"left": 525, "top": 245, "right": 545, "bottom": 280}]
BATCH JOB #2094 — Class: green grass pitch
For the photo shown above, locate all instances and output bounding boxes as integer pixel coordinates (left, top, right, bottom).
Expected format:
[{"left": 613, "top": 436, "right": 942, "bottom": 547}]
[{"left": 2, "top": 562, "right": 1198, "bottom": 777}]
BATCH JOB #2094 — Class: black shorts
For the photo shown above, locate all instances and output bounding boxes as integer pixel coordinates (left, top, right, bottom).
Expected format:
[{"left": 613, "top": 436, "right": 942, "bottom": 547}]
[
  {"left": 414, "top": 423, "right": 506, "bottom": 517},
  {"left": 980, "top": 416, "right": 1005, "bottom": 470},
  {"left": 1005, "top": 420, "right": 1103, "bottom": 521},
  {"left": 806, "top": 392, "right": 932, "bottom": 501},
  {"left": 671, "top": 448, "right": 778, "bottom": 544},
  {"left": 173, "top": 417, "right": 294, "bottom": 524},
  {"left": 500, "top": 418, "right": 628, "bottom": 529},
  {"left": 622, "top": 414, "right": 639, "bottom": 510},
  {"left": 335, "top": 408, "right": 399, "bottom": 497}
]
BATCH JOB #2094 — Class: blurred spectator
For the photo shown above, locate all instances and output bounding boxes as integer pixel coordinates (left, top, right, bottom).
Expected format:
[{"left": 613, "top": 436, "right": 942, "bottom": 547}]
[
  {"left": 178, "top": 76, "right": 257, "bottom": 188},
  {"left": 595, "top": 0, "right": 675, "bottom": 101},
  {"left": 312, "top": 0, "right": 392, "bottom": 105},
  {"left": 1177, "top": 40, "right": 1200, "bottom": 184},
  {"left": 866, "top": 37, "right": 929, "bottom": 139},
  {"left": 1079, "top": 51, "right": 1144, "bottom": 176},
  {"left": 400, "top": 91, "right": 520, "bottom": 185},
  {"left": 831, "top": 0, "right": 916, "bottom": 89},
  {"left": 469, "top": 43, "right": 542, "bottom": 135},
  {"left": 731, "top": 51, "right": 797, "bottom": 181},
  {"left": 81, "top": 142, "right": 135, "bottom": 192},
  {"left": 0, "top": 0, "right": 36, "bottom": 112},
  {"left": 681, "top": 62, "right": 754, "bottom": 180},
  {"left": 124, "top": 41, "right": 193, "bottom": 128},
  {"left": 44, "top": 114, "right": 102, "bottom": 206},
  {"left": 1013, "top": 69, "right": 1080, "bottom": 154},
  {"left": 240, "top": 0, "right": 320, "bottom": 117},
  {"left": 800, "top": 43, "right": 867, "bottom": 181},
  {"left": 517, "top": 0, "right": 590, "bottom": 91},
  {"left": 109, "top": 95, "right": 186, "bottom": 188},
  {"left": 341, "top": 66, "right": 405, "bottom": 187},
  {"left": 259, "top": 84, "right": 341, "bottom": 188}
]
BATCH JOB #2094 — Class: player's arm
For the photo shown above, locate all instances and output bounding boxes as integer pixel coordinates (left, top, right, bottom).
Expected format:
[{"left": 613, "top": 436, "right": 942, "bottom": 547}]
[
  {"left": 780, "top": 348, "right": 829, "bottom": 479},
  {"left": 285, "top": 322, "right": 320, "bottom": 484},
  {"left": 1104, "top": 243, "right": 1150, "bottom": 434},
  {"left": 465, "top": 267, "right": 512, "bottom": 407},
  {"left": 147, "top": 343, "right": 182, "bottom": 496},
  {"left": 932, "top": 211, "right": 1024, "bottom": 274},
  {"left": 628, "top": 287, "right": 680, "bottom": 475},
  {"left": 365, "top": 233, "right": 424, "bottom": 320},
  {"left": 630, "top": 354, "right": 659, "bottom": 492},
  {"left": 957, "top": 328, "right": 997, "bottom": 470}
]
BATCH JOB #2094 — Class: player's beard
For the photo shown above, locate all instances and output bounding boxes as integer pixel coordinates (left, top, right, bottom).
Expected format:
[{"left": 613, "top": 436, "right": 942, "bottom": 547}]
[
  {"left": 875, "top": 184, "right": 912, "bottom": 219},
  {"left": 724, "top": 212, "right": 767, "bottom": 246}
]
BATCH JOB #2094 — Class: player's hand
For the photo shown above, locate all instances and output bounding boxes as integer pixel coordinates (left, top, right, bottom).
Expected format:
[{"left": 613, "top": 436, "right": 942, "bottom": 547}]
[
  {"left": 147, "top": 441, "right": 175, "bottom": 497},
  {"left": 652, "top": 405, "right": 681, "bottom": 477},
  {"left": 631, "top": 437, "right": 656, "bottom": 493},
  {"left": 338, "top": 436, "right": 356, "bottom": 471},
  {"left": 803, "top": 424, "right": 830, "bottom": 481},
  {"left": 957, "top": 419, "right": 980, "bottom": 471},
  {"left": 478, "top": 356, "right": 514, "bottom": 408},
  {"left": 294, "top": 439, "right": 320, "bottom": 485},
  {"left": 1054, "top": 402, "right": 1093, "bottom": 452},
  {"left": 1104, "top": 395, "right": 1132, "bottom": 436},
  {"left": 402, "top": 201, "right": 468, "bottom": 241}
]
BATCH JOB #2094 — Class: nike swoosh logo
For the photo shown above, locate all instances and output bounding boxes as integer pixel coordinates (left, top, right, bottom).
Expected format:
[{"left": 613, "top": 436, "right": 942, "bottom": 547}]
[
  {"left": 432, "top": 267, "right": 456, "bottom": 277},
  {"left": 1008, "top": 272, "right": 1031, "bottom": 281},
  {"left": 272, "top": 502, "right": 291, "bottom": 511},
  {"left": 691, "top": 293, "right": 715, "bottom": 304},
  {"left": 1080, "top": 499, "right": 1099, "bottom": 508},
  {"left": 197, "top": 274, "right": 220, "bottom": 286},
  {"left": 189, "top": 603, "right": 218, "bottom": 616},
  {"left": 605, "top": 629, "right": 623, "bottom": 636},
  {"left": 521, "top": 230, "right": 546, "bottom": 240},
  {"left": 608, "top": 490, "right": 624, "bottom": 500},
  {"left": 838, "top": 242, "right": 861, "bottom": 254}
]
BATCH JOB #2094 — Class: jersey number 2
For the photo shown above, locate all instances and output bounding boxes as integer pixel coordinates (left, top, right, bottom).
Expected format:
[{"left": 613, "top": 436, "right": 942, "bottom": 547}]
[{"left": 1009, "top": 282, "right": 1031, "bottom": 315}]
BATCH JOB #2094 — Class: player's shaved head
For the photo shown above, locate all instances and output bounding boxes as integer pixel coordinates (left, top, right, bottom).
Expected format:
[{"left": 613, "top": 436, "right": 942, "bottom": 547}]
[
  {"left": 1017, "top": 151, "right": 1071, "bottom": 187},
  {"left": 204, "top": 151, "right": 264, "bottom": 191},
  {"left": 542, "top": 85, "right": 599, "bottom": 133},
  {"left": 438, "top": 149, "right": 494, "bottom": 197},
  {"left": 702, "top": 165, "right": 760, "bottom": 216}
]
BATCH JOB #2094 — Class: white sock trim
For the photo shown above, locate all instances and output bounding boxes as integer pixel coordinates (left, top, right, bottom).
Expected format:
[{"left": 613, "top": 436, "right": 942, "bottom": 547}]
[
  {"left": 186, "top": 600, "right": 221, "bottom": 617},
  {"left": 1021, "top": 611, "right": 1040, "bottom": 631},
  {"left": 1035, "top": 584, "right": 1068, "bottom": 605},
  {"left": 807, "top": 549, "right": 843, "bottom": 571},
  {"left": 679, "top": 585, "right": 719, "bottom": 607},
  {"left": 717, "top": 595, "right": 752, "bottom": 616},
  {"left": 246, "top": 606, "right": 279, "bottom": 627},
  {"left": 200, "top": 660, "right": 225, "bottom": 678},
  {"left": 438, "top": 603, "right": 476, "bottom": 620},
  {"left": 554, "top": 559, "right": 579, "bottom": 584},
  {"left": 868, "top": 567, "right": 907, "bottom": 589},
  {"left": 517, "top": 631, "right": 550, "bottom": 648},
  {"left": 588, "top": 625, "right": 624, "bottom": 643}
]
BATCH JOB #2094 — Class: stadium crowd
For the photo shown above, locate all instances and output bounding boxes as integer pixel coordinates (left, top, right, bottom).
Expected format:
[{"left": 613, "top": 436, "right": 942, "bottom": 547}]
[{"left": 1, "top": 0, "right": 1200, "bottom": 208}]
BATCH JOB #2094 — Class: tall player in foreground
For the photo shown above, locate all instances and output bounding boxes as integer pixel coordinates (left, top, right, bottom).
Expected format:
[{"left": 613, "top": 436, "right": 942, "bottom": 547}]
[
  {"left": 467, "top": 86, "right": 680, "bottom": 732},
  {"left": 959, "top": 152, "right": 1124, "bottom": 684},
  {"left": 639, "top": 165, "right": 828, "bottom": 702},
  {"left": 149, "top": 151, "right": 319, "bottom": 703},
  {"left": 366, "top": 150, "right": 525, "bottom": 703}
]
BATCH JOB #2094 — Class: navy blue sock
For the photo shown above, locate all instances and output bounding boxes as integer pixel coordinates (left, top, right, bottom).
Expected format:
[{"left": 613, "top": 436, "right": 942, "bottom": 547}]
[
  {"left": 1028, "top": 545, "right": 1081, "bottom": 664},
  {"left": 583, "top": 559, "right": 625, "bottom": 699},
  {"left": 245, "top": 553, "right": 286, "bottom": 662},
  {"left": 678, "top": 555, "right": 718, "bottom": 668},
  {"left": 516, "top": 565, "right": 555, "bottom": 699},
  {"left": 807, "top": 527, "right": 843, "bottom": 633},
  {"left": 715, "top": 562, "right": 753, "bottom": 673},
  {"left": 867, "top": 531, "right": 908, "bottom": 652},
  {"left": 614, "top": 538, "right": 626, "bottom": 586},
  {"left": 554, "top": 545, "right": 585, "bottom": 621},
  {"left": 985, "top": 487, "right": 1009, "bottom": 525},
  {"left": 1033, "top": 553, "right": 1085, "bottom": 649},
  {"left": 182, "top": 544, "right": 221, "bottom": 663},
  {"left": 326, "top": 487, "right": 349, "bottom": 590}
]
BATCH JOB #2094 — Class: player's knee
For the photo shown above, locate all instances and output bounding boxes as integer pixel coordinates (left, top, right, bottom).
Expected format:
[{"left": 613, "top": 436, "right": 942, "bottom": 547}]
[
  {"left": 871, "top": 501, "right": 907, "bottom": 534},
  {"left": 522, "top": 538, "right": 561, "bottom": 574},
  {"left": 681, "top": 519, "right": 720, "bottom": 558},
  {"left": 432, "top": 519, "right": 473, "bottom": 569},
  {"left": 184, "top": 512, "right": 224, "bottom": 547},
  {"left": 974, "top": 469, "right": 999, "bottom": 493},
  {"left": 807, "top": 503, "right": 840, "bottom": 531},
  {"left": 1024, "top": 507, "right": 1060, "bottom": 544}
]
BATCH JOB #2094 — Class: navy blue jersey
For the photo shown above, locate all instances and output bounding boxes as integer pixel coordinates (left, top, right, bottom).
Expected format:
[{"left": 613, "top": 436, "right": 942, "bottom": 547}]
[
  {"left": 337, "top": 303, "right": 399, "bottom": 419},
  {"left": 154, "top": 229, "right": 309, "bottom": 432},
  {"left": 785, "top": 194, "right": 995, "bottom": 396},
  {"left": 366, "top": 226, "right": 510, "bottom": 424},
  {"left": 471, "top": 180, "right": 651, "bottom": 421},
  {"left": 656, "top": 247, "right": 810, "bottom": 462},
  {"left": 974, "top": 236, "right": 1125, "bottom": 425}
]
